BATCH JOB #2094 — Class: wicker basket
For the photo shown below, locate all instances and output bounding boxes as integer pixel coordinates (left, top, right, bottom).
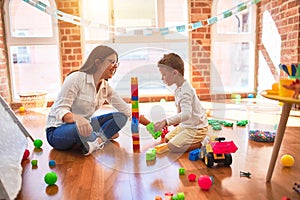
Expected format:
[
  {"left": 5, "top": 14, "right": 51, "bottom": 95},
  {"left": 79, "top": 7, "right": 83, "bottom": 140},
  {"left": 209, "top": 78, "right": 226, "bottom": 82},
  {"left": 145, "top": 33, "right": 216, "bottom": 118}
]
[{"left": 19, "top": 92, "right": 47, "bottom": 108}]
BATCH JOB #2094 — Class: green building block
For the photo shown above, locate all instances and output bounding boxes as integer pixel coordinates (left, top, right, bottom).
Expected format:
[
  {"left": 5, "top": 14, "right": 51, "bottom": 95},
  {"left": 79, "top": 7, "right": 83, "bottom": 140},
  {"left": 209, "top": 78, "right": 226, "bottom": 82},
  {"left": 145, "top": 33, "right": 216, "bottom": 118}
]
[
  {"left": 146, "top": 148, "right": 156, "bottom": 161},
  {"left": 223, "top": 122, "right": 233, "bottom": 127},
  {"left": 212, "top": 124, "right": 222, "bottom": 130},
  {"left": 236, "top": 120, "right": 248, "bottom": 126},
  {"left": 146, "top": 122, "right": 162, "bottom": 139},
  {"left": 172, "top": 195, "right": 178, "bottom": 200},
  {"left": 131, "top": 100, "right": 139, "bottom": 109},
  {"left": 177, "top": 192, "right": 185, "bottom": 200},
  {"left": 179, "top": 168, "right": 185, "bottom": 175}
]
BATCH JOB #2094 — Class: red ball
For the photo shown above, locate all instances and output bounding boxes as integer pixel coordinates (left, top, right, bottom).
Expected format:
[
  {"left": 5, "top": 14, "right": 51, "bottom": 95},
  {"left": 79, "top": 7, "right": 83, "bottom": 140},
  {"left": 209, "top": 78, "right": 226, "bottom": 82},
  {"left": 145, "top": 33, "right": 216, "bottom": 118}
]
[
  {"left": 22, "top": 149, "right": 30, "bottom": 161},
  {"left": 198, "top": 175, "right": 212, "bottom": 191},
  {"left": 188, "top": 173, "right": 196, "bottom": 182}
]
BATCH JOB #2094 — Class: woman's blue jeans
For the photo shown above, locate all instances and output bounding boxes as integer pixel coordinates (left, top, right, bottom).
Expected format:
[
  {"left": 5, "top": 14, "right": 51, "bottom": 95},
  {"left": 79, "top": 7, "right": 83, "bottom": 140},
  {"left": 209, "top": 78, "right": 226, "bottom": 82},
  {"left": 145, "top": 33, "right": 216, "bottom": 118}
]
[{"left": 46, "top": 112, "right": 128, "bottom": 150}]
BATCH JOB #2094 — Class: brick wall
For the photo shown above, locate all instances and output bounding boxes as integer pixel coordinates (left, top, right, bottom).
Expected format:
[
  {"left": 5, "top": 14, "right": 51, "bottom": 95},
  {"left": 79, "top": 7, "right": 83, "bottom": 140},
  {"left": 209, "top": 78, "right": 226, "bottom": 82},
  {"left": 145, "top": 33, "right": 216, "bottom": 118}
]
[
  {"left": 0, "top": 4, "right": 10, "bottom": 103},
  {"left": 190, "top": 0, "right": 213, "bottom": 100},
  {"left": 257, "top": 0, "right": 300, "bottom": 81},
  {"left": 55, "top": 0, "right": 82, "bottom": 80}
]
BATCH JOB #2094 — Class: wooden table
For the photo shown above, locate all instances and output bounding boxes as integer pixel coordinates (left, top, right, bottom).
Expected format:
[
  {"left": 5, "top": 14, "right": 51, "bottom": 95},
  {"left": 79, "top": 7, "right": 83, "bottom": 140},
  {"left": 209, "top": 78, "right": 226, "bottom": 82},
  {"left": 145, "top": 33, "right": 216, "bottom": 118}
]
[{"left": 261, "top": 91, "right": 300, "bottom": 182}]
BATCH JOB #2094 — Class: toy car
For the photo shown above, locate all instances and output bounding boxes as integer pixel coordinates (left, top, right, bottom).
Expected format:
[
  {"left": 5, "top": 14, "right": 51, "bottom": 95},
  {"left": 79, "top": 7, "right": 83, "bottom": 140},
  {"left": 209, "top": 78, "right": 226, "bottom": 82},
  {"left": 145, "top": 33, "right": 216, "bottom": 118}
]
[{"left": 201, "top": 137, "right": 238, "bottom": 168}]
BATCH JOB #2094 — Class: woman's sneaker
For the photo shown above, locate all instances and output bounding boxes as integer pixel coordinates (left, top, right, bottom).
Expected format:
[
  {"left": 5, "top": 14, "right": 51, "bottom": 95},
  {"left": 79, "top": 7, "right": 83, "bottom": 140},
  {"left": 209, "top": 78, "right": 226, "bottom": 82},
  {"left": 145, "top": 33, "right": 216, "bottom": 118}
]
[{"left": 83, "top": 138, "right": 105, "bottom": 156}]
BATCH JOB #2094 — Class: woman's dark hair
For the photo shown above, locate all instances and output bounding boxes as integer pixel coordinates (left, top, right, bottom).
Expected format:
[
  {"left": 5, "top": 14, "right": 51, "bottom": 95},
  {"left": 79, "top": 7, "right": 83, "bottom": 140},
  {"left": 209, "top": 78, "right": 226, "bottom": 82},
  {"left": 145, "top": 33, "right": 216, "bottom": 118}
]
[{"left": 79, "top": 45, "right": 118, "bottom": 74}]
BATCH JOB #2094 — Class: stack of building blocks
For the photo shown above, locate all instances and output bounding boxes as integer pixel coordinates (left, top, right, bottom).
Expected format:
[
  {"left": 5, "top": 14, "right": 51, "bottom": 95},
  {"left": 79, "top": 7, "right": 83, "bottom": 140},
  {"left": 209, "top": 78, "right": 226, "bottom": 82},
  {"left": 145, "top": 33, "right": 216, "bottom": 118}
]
[
  {"left": 131, "top": 77, "right": 140, "bottom": 151},
  {"left": 146, "top": 148, "right": 156, "bottom": 161},
  {"left": 154, "top": 143, "right": 169, "bottom": 154}
]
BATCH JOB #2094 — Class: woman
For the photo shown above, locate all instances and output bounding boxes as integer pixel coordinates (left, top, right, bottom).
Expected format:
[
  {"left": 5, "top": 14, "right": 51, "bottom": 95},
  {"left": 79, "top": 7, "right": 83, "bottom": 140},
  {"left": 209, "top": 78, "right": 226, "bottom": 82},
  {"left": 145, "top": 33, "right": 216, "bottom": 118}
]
[{"left": 46, "top": 45, "right": 131, "bottom": 156}]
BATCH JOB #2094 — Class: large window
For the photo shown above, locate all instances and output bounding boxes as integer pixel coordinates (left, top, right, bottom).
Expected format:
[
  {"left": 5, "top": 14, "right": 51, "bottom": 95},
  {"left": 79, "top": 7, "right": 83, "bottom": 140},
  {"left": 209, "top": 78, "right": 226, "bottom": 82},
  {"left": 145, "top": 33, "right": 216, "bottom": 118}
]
[
  {"left": 81, "top": 0, "right": 189, "bottom": 97},
  {"left": 4, "top": 0, "right": 61, "bottom": 101},
  {"left": 211, "top": 0, "right": 256, "bottom": 94}
]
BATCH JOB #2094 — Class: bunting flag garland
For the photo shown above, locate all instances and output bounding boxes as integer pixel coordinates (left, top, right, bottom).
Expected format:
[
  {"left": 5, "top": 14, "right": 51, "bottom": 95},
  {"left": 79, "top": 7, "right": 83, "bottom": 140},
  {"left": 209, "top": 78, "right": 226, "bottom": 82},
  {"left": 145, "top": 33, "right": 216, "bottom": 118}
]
[{"left": 22, "top": 0, "right": 261, "bottom": 36}]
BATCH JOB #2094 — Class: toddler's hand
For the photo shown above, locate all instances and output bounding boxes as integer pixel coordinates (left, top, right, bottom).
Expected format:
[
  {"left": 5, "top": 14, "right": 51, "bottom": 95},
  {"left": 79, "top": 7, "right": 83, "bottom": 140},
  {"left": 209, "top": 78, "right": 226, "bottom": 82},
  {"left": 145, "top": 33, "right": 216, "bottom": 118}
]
[{"left": 154, "top": 119, "right": 167, "bottom": 132}]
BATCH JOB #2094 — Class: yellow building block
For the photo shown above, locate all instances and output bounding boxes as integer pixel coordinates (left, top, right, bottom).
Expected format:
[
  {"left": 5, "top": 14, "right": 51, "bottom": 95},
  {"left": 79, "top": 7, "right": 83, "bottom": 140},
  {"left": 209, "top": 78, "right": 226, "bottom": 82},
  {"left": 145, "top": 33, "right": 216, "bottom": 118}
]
[{"left": 154, "top": 143, "right": 169, "bottom": 154}]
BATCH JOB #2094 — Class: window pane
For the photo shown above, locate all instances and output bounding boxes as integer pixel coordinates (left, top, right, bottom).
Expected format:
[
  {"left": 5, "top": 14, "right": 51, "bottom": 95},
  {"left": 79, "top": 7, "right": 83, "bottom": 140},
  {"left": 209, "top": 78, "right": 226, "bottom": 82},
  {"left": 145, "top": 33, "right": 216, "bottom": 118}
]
[
  {"left": 114, "top": 0, "right": 156, "bottom": 27},
  {"left": 211, "top": 42, "right": 254, "bottom": 93},
  {"left": 82, "top": 0, "right": 110, "bottom": 40},
  {"left": 85, "top": 42, "right": 188, "bottom": 97},
  {"left": 164, "top": 0, "right": 187, "bottom": 27},
  {"left": 10, "top": 45, "right": 61, "bottom": 100},
  {"left": 10, "top": 0, "right": 53, "bottom": 37},
  {"left": 164, "top": 0, "right": 188, "bottom": 37},
  {"left": 82, "top": 0, "right": 189, "bottom": 97},
  {"left": 217, "top": 0, "right": 251, "bottom": 33}
]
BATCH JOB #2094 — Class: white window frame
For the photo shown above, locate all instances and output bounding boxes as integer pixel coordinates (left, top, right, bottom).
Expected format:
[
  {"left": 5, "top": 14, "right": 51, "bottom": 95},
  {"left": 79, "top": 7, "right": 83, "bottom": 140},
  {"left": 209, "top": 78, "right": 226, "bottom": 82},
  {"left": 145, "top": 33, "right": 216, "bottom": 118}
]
[
  {"left": 211, "top": 0, "right": 257, "bottom": 94},
  {"left": 80, "top": 0, "right": 190, "bottom": 97},
  {"left": 3, "top": 0, "right": 61, "bottom": 101},
  {"left": 80, "top": 0, "right": 189, "bottom": 57}
]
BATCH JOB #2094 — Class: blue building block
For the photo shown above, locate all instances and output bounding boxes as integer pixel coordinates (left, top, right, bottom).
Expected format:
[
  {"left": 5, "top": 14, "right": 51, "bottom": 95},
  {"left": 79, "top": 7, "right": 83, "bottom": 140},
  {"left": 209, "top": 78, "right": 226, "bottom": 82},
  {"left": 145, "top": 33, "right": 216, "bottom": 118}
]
[
  {"left": 131, "top": 123, "right": 139, "bottom": 133},
  {"left": 189, "top": 148, "right": 201, "bottom": 161}
]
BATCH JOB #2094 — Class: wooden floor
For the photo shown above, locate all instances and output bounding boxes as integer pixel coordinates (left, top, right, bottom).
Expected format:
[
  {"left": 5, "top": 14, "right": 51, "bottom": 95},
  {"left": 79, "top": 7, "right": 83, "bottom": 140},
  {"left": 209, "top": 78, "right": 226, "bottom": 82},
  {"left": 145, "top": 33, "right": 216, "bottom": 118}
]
[{"left": 15, "top": 99, "right": 300, "bottom": 200}]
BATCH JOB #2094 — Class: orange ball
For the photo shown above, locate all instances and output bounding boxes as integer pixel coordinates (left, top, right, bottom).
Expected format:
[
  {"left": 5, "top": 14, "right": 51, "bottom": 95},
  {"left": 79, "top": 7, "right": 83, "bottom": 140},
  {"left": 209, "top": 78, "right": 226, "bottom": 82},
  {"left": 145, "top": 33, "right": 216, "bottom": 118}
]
[
  {"left": 19, "top": 106, "right": 25, "bottom": 112},
  {"left": 280, "top": 154, "right": 294, "bottom": 167}
]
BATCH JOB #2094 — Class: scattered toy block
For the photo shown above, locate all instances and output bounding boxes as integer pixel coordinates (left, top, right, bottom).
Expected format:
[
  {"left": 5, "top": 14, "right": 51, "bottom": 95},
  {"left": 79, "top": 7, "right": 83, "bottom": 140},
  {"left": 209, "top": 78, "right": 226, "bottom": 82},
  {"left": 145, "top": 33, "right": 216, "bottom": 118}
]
[
  {"left": 236, "top": 120, "right": 248, "bottom": 126},
  {"left": 164, "top": 192, "right": 173, "bottom": 199},
  {"left": 189, "top": 148, "right": 200, "bottom": 161},
  {"left": 176, "top": 192, "right": 185, "bottom": 200},
  {"left": 154, "top": 143, "right": 169, "bottom": 154},
  {"left": 146, "top": 148, "right": 156, "bottom": 161},
  {"left": 179, "top": 168, "right": 185, "bottom": 175}
]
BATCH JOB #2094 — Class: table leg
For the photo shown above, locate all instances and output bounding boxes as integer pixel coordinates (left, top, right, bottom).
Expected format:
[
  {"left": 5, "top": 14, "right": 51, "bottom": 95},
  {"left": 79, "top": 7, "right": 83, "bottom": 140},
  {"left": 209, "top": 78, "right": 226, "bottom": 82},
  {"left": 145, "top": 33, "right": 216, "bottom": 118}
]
[{"left": 266, "top": 102, "right": 292, "bottom": 182}]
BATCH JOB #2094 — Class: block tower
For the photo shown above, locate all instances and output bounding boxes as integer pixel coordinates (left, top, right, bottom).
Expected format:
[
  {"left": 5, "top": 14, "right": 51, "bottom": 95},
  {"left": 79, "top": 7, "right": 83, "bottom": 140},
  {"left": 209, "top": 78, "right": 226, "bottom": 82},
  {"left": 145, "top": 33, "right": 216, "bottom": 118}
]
[{"left": 131, "top": 77, "right": 140, "bottom": 151}]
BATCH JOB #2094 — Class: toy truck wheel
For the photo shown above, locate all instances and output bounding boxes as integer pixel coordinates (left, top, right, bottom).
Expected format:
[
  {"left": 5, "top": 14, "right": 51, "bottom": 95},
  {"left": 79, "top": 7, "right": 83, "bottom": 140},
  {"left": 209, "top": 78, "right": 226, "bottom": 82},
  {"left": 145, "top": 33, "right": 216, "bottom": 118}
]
[
  {"left": 224, "top": 154, "right": 232, "bottom": 166},
  {"left": 205, "top": 153, "right": 214, "bottom": 167},
  {"left": 200, "top": 146, "right": 206, "bottom": 160}
]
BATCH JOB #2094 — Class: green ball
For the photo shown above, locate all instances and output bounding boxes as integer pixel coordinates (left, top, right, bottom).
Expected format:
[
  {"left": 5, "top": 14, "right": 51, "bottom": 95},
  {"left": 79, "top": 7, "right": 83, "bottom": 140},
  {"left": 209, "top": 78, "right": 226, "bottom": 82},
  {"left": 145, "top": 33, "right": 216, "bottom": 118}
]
[
  {"left": 44, "top": 172, "right": 58, "bottom": 185},
  {"left": 31, "top": 159, "right": 38, "bottom": 166},
  {"left": 34, "top": 139, "right": 43, "bottom": 149}
]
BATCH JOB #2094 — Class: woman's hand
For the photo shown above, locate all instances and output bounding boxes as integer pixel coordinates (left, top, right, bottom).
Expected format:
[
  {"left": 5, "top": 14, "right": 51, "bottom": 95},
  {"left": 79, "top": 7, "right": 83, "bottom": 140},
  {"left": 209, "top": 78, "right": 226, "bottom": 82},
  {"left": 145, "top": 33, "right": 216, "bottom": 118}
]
[
  {"left": 75, "top": 116, "right": 93, "bottom": 137},
  {"left": 63, "top": 113, "right": 92, "bottom": 137}
]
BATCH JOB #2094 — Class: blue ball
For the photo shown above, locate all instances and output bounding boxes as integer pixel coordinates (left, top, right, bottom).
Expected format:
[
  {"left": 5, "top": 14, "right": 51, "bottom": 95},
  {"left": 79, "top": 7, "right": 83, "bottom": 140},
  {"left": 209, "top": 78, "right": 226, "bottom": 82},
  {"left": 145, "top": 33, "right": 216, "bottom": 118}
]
[
  {"left": 248, "top": 93, "right": 254, "bottom": 98},
  {"left": 49, "top": 160, "right": 56, "bottom": 167}
]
